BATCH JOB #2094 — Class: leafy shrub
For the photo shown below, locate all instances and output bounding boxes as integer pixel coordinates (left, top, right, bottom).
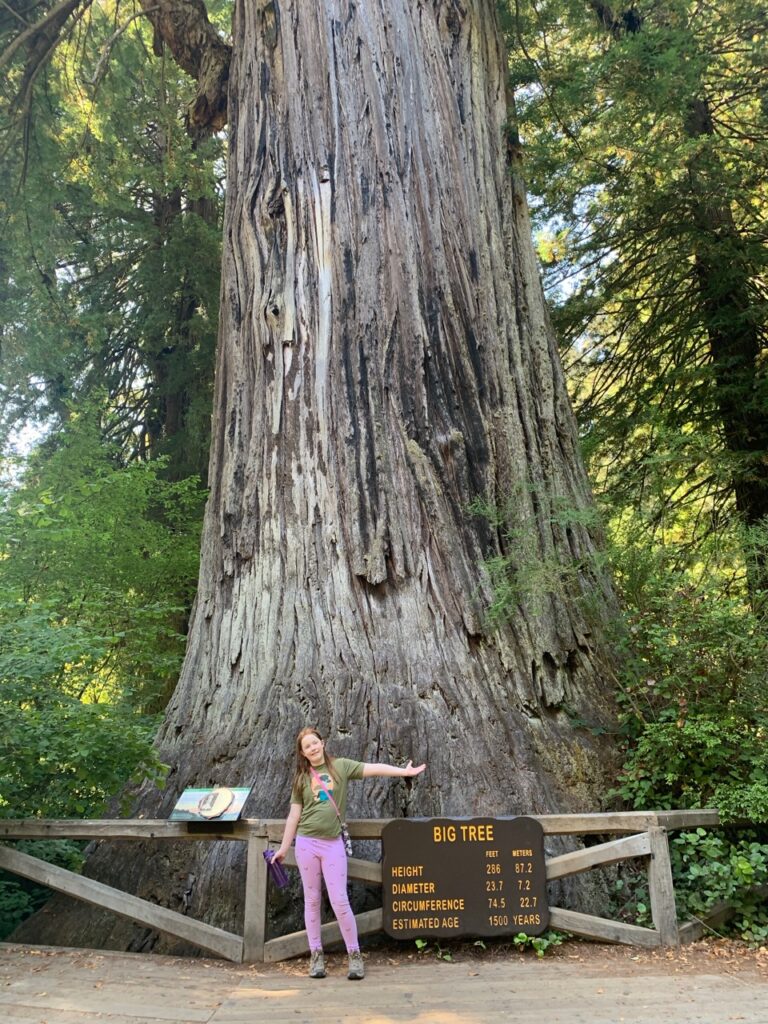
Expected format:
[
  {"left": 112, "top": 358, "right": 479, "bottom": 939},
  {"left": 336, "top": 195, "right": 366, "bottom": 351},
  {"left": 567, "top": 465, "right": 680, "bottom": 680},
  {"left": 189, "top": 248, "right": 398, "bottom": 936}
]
[
  {"left": 610, "top": 538, "right": 768, "bottom": 823},
  {"left": 0, "top": 415, "right": 201, "bottom": 936},
  {"left": 0, "top": 674, "right": 166, "bottom": 820},
  {"left": 607, "top": 531, "right": 768, "bottom": 943},
  {"left": 671, "top": 829, "right": 768, "bottom": 946},
  {"left": 0, "top": 841, "right": 84, "bottom": 941},
  {"left": 512, "top": 930, "right": 564, "bottom": 957},
  {"left": 612, "top": 829, "right": 768, "bottom": 947}
]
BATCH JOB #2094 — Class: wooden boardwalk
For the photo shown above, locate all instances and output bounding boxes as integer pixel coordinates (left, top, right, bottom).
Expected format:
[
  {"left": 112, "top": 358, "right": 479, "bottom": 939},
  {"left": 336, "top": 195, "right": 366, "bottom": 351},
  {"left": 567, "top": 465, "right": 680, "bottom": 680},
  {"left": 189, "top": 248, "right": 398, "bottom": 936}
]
[{"left": 1, "top": 943, "right": 766, "bottom": 1024}]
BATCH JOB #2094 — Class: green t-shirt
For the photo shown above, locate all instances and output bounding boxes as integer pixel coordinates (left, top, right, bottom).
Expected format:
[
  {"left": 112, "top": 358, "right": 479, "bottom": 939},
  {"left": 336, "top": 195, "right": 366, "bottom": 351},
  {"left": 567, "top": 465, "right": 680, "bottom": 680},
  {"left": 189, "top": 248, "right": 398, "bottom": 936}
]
[{"left": 291, "top": 757, "right": 364, "bottom": 838}]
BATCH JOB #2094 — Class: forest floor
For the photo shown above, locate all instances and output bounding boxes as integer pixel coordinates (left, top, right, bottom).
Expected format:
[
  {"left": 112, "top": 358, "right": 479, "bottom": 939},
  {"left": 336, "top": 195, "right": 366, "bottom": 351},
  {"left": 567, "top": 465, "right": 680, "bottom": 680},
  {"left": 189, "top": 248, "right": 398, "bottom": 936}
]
[
  {"left": 282, "top": 932, "right": 768, "bottom": 977},
  {"left": 1, "top": 937, "right": 766, "bottom": 1023}
]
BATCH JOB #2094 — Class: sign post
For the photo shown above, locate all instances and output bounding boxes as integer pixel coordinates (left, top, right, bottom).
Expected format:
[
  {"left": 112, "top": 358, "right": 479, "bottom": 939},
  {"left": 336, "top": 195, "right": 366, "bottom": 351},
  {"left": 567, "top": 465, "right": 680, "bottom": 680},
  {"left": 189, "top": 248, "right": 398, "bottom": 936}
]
[{"left": 382, "top": 817, "right": 549, "bottom": 940}]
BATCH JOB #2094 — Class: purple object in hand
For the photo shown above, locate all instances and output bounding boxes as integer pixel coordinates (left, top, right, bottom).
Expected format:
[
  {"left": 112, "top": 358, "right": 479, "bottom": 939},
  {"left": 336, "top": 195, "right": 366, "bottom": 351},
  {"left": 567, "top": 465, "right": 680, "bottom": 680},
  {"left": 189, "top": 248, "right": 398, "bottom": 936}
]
[{"left": 263, "top": 849, "right": 290, "bottom": 888}]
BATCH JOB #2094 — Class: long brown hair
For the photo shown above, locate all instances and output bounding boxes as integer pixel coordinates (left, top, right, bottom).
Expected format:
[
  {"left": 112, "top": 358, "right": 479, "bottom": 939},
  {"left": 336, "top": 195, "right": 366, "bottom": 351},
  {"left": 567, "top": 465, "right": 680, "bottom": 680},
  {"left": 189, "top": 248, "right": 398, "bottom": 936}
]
[{"left": 292, "top": 726, "right": 338, "bottom": 794}]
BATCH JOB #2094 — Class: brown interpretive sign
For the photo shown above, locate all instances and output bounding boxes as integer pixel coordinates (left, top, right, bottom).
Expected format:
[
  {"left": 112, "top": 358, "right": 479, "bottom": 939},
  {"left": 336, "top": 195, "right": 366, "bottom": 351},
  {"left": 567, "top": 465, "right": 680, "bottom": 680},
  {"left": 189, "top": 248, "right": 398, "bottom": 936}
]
[{"left": 382, "top": 816, "right": 549, "bottom": 940}]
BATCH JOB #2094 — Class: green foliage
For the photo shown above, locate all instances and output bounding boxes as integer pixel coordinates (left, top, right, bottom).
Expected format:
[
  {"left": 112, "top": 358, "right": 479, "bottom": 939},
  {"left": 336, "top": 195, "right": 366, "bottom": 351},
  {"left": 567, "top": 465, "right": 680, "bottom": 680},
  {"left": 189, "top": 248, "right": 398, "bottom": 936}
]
[
  {"left": 505, "top": 0, "right": 768, "bottom": 551},
  {"left": 0, "top": 880, "right": 36, "bottom": 940},
  {"left": 0, "top": 410, "right": 206, "bottom": 936},
  {"left": 469, "top": 487, "right": 606, "bottom": 621},
  {"left": 414, "top": 931, "right": 562, "bottom": 959},
  {"left": 613, "top": 830, "right": 768, "bottom": 946},
  {"left": 610, "top": 873, "right": 650, "bottom": 928},
  {"left": 671, "top": 829, "right": 768, "bottom": 938},
  {"left": 609, "top": 528, "right": 768, "bottom": 823},
  {"left": 0, "top": 3, "right": 229, "bottom": 942},
  {"left": 500, "top": 0, "right": 768, "bottom": 944},
  {"left": 477, "top": 488, "right": 768, "bottom": 940},
  {"left": 0, "top": 4, "right": 223, "bottom": 478},
  {"left": 0, "top": 673, "right": 166, "bottom": 819},
  {"left": 512, "top": 930, "right": 564, "bottom": 958},
  {"left": 606, "top": 529, "right": 768, "bottom": 943},
  {"left": 414, "top": 937, "right": 453, "bottom": 961},
  {"left": 0, "top": 841, "right": 84, "bottom": 941},
  {"left": 0, "top": 410, "right": 204, "bottom": 711},
  {"left": 0, "top": 409, "right": 206, "bottom": 826}
]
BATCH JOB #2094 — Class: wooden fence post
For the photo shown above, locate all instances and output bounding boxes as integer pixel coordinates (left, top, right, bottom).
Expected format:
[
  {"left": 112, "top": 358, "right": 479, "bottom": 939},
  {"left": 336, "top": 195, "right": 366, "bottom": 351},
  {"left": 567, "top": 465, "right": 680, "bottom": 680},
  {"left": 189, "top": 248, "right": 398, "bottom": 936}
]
[
  {"left": 242, "top": 830, "right": 269, "bottom": 962},
  {"left": 647, "top": 825, "right": 679, "bottom": 947}
]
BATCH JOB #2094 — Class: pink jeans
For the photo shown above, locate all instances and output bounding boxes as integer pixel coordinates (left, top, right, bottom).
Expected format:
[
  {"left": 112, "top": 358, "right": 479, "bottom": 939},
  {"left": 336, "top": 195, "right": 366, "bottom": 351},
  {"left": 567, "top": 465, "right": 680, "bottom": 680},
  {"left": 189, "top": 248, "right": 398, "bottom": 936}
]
[{"left": 294, "top": 834, "right": 359, "bottom": 952}]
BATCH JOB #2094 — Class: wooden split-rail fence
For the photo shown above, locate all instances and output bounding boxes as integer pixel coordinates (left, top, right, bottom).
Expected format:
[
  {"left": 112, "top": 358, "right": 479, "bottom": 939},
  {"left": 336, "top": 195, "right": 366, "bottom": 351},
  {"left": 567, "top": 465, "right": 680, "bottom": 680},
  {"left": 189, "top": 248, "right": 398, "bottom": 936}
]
[{"left": 0, "top": 809, "right": 721, "bottom": 963}]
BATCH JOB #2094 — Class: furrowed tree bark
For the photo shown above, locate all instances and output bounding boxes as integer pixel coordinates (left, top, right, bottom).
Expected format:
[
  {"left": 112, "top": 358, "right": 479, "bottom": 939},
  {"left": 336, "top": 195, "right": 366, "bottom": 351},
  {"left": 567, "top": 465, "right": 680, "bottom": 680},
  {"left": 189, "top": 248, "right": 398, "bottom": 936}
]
[{"left": 17, "top": 0, "right": 619, "bottom": 953}]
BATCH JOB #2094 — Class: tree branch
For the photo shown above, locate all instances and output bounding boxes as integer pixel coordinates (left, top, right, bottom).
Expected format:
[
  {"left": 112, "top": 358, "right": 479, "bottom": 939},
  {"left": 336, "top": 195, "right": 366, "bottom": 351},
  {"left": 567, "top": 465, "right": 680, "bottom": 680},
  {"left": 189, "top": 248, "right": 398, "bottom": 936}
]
[
  {"left": 87, "top": 4, "right": 161, "bottom": 87},
  {"left": 1, "top": 0, "right": 232, "bottom": 133},
  {"left": 137, "top": 0, "right": 231, "bottom": 131},
  {"left": 0, "top": 0, "right": 84, "bottom": 71}
]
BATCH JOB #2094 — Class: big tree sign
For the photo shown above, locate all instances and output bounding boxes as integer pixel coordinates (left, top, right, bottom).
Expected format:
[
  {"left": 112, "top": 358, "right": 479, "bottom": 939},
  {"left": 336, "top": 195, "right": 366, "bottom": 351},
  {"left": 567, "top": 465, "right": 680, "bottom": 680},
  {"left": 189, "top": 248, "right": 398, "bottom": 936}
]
[
  {"left": 16, "top": 0, "right": 618, "bottom": 951},
  {"left": 382, "top": 817, "right": 549, "bottom": 940}
]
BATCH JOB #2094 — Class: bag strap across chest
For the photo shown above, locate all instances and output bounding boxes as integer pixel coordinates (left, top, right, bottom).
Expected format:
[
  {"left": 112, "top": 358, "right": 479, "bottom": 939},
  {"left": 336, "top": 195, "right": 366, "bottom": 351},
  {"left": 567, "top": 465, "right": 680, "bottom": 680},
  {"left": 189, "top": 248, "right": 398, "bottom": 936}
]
[{"left": 309, "top": 766, "right": 343, "bottom": 821}]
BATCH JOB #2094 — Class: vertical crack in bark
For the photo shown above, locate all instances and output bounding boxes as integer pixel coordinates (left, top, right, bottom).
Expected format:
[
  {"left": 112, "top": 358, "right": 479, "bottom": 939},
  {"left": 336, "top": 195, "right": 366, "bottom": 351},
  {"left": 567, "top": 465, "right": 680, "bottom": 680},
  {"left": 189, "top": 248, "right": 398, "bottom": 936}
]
[{"left": 310, "top": 166, "right": 333, "bottom": 449}]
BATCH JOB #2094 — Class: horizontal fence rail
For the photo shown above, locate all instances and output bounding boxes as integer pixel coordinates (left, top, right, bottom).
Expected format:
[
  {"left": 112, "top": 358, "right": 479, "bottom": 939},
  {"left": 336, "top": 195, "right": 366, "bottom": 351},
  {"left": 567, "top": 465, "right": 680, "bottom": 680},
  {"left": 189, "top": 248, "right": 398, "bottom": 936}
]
[{"left": 0, "top": 809, "right": 722, "bottom": 962}]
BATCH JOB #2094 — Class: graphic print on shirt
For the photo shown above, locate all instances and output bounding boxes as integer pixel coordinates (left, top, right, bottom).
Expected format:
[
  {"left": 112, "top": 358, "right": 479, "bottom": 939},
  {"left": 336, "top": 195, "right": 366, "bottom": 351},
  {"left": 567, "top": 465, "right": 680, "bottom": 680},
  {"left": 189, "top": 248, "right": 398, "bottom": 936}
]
[{"left": 311, "top": 770, "right": 334, "bottom": 803}]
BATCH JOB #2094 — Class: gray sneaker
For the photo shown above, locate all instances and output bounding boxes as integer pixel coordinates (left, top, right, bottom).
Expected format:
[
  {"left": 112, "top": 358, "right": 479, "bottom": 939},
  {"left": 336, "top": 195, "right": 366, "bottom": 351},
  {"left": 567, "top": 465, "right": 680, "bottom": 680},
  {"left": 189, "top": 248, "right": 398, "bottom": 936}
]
[
  {"left": 309, "top": 949, "right": 326, "bottom": 979},
  {"left": 347, "top": 949, "right": 364, "bottom": 980}
]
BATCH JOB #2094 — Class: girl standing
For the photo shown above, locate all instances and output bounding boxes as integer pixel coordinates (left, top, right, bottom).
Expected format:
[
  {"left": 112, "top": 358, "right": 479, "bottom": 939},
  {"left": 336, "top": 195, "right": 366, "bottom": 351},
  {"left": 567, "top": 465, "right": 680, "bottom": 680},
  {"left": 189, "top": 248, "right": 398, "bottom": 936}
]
[{"left": 274, "top": 726, "right": 426, "bottom": 980}]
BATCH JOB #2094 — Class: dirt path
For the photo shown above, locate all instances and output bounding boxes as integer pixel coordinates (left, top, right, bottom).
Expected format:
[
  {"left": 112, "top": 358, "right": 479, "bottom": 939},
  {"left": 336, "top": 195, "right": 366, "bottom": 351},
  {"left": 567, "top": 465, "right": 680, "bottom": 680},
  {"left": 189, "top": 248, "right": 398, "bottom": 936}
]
[{"left": 1, "top": 939, "right": 766, "bottom": 1024}]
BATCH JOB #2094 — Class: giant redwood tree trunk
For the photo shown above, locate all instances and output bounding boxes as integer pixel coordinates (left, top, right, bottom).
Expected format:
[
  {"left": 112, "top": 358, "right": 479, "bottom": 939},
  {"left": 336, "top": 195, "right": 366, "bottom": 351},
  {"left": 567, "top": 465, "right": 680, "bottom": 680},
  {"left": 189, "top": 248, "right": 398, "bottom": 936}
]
[{"left": 20, "top": 0, "right": 619, "bottom": 952}]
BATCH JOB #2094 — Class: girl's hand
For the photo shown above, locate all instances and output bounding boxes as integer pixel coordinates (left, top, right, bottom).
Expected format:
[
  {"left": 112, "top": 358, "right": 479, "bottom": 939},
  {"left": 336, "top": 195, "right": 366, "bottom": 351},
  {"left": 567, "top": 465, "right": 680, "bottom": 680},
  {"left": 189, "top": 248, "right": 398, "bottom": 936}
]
[
  {"left": 274, "top": 847, "right": 287, "bottom": 862},
  {"left": 403, "top": 760, "right": 426, "bottom": 777}
]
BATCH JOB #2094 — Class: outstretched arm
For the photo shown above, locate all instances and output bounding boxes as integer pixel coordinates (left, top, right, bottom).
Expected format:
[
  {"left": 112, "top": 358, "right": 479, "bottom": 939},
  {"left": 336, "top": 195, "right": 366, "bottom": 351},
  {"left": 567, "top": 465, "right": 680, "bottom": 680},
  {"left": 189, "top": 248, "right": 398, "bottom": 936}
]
[{"left": 362, "top": 760, "right": 426, "bottom": 779}]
